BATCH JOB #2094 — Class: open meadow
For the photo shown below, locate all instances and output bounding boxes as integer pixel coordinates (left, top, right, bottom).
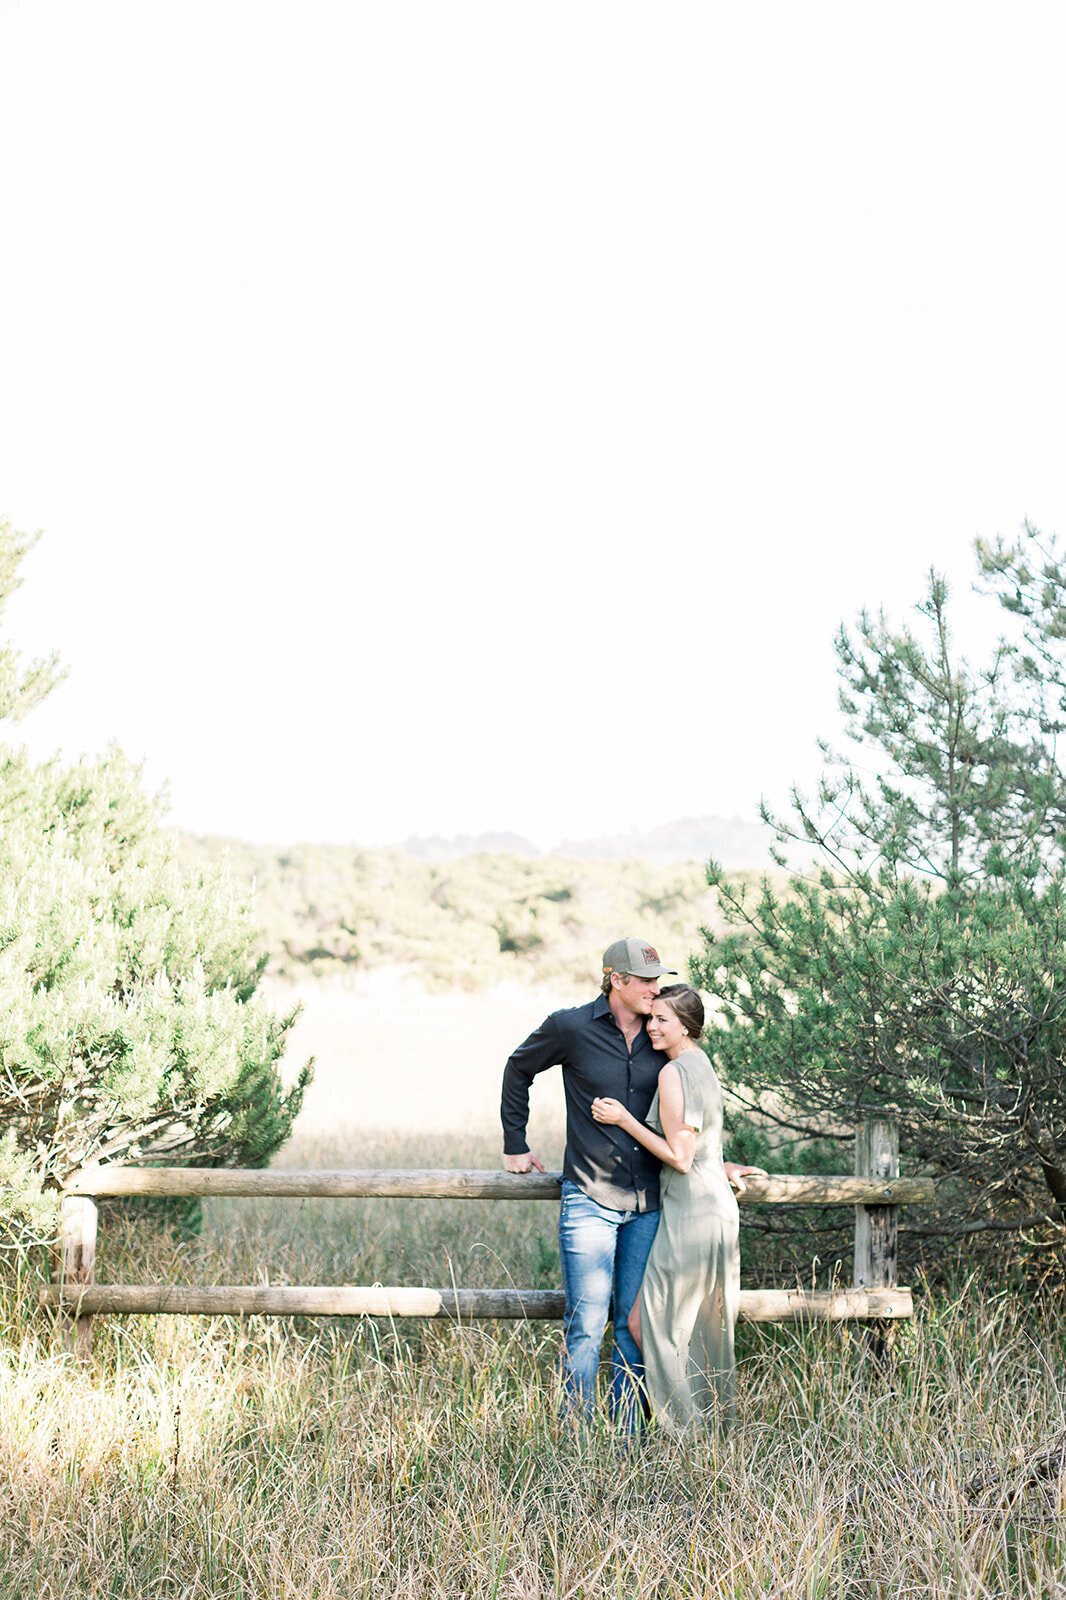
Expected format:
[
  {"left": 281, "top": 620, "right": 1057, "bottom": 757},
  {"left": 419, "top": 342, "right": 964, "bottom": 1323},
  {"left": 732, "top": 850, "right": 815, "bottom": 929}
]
[{"left": 5, "top": 975, "right": 1066, "bottom": 1598}]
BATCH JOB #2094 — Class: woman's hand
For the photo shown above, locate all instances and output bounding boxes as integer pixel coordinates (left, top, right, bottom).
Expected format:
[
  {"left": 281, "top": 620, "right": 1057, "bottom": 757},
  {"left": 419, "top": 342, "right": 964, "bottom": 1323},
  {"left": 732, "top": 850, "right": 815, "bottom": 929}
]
[
  {"left": 591, "top": 1096, "right": 629, "bottom": 1127},
  {"left": 723, "top": 1161, "right": 768, "bottom": 1194}
]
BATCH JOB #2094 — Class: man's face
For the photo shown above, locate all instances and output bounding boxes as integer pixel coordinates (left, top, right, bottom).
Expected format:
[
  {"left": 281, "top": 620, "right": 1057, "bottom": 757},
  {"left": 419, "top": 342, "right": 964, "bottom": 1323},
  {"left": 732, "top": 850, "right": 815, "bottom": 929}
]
[{"left": 613, "top": 972, "right": 660, "bottom": 1015}]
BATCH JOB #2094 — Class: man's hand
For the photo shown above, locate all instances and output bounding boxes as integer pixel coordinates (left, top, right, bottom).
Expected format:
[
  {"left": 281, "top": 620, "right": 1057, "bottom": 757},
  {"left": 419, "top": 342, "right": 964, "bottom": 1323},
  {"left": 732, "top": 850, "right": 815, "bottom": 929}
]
[
  {"left": 723, "top": 1161, "right": 768, "bottom": 1194},
  {"left": 503, "top": 1150, "right": 547, "bottom": 1174}
]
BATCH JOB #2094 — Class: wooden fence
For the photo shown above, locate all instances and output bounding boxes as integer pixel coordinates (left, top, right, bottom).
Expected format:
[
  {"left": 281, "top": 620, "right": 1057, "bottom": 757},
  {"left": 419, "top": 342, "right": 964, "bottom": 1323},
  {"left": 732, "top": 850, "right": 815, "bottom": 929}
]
[{"left": 41, "top": 1118, "right": 932, "bottom": 1356}]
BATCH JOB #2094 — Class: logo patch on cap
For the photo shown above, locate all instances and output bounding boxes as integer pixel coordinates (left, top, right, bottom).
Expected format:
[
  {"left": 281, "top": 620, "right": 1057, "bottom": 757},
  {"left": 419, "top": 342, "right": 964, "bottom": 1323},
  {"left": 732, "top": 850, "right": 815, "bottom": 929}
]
[{"left": 642, "top": 946, "right": 660, "bottom": 965}]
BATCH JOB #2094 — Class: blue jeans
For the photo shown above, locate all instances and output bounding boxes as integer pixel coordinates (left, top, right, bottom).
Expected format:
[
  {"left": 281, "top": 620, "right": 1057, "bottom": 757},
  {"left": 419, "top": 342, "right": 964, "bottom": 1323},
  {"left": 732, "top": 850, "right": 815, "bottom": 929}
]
[{"left": 558, "top": 1179, "right": 660, "bottom": 1429}]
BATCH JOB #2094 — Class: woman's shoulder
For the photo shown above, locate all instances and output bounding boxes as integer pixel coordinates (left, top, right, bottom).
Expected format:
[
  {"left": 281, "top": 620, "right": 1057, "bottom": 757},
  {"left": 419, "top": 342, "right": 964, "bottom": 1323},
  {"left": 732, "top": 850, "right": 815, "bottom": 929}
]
[
  {"left": 659, "top": 1048, "right": 707, "bottom": 1074},
  {"left": 674, "top": 1049, "right": 722, "bottom": 1099},
  {"left": 675, "top": 1047, "right": 713, "bottom": 1074}
]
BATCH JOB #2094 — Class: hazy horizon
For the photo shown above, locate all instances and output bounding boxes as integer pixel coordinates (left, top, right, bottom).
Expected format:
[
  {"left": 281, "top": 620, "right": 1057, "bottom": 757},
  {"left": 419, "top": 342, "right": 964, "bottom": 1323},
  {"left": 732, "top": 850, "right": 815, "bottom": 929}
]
[{"left": 184, "top": 810, "right": 771, "bottom": 866}]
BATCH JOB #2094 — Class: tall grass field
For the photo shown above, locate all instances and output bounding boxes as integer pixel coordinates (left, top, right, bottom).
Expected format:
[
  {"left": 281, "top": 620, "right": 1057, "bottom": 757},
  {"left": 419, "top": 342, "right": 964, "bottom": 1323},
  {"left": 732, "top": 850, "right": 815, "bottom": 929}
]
[{"left": 5, "top": 976, "right": 1066, "bottom": 1598}]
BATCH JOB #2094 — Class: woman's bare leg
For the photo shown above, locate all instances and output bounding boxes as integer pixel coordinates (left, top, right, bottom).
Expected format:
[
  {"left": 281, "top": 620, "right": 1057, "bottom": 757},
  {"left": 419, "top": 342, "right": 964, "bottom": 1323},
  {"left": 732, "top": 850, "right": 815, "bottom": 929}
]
[{"left": 627, "top": 1293, "right": 642, "bottom": 1351}]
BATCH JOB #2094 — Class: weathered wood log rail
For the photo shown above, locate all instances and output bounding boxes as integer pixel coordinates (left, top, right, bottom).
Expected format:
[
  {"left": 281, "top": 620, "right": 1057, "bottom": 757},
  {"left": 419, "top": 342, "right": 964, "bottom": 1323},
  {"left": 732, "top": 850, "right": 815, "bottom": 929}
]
[
  {"left": 42, "top": 1118, "right": 931, "bottom": 1355},
  {"left": 40, "top": 1283, "right": 911, "bottom": 1321},
  {"left": 59, "top": 1166, "right": 932, "bottom": 1204}
]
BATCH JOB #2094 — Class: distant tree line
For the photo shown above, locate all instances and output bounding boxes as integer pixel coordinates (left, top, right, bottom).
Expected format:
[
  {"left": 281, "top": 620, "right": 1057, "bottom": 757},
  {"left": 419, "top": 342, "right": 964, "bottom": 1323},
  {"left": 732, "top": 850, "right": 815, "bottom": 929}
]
[{"left": 177, "top": 834, "right": 752, "bottom": 993}]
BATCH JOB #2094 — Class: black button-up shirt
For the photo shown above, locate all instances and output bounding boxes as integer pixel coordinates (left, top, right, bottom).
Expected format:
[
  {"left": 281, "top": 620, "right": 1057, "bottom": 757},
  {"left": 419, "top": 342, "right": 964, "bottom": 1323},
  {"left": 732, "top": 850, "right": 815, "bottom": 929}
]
[{"left": 501, "top": 993, "right": 662, "bottom": 1212}]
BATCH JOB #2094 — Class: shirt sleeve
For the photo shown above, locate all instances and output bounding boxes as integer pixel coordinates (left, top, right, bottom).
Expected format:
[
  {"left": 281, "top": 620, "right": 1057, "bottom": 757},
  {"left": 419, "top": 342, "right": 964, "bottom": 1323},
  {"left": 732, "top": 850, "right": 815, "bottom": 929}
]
[{"left": 501, "top": 1012, "right": 565, "bottom": 1155}]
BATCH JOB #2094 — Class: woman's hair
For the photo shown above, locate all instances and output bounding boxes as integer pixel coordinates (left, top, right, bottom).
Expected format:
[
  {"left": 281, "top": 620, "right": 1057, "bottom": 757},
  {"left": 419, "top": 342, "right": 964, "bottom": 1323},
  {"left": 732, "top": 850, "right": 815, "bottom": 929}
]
[{"left": 656, "top": 983, "right": 705, "bottom": 1042}]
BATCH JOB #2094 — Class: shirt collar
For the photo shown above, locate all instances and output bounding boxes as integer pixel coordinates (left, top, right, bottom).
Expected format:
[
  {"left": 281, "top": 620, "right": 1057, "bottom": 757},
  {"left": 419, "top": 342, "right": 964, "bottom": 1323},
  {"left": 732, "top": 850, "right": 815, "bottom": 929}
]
[{"left": 593, "top": 992, "right": 651, "bottom": 1040}]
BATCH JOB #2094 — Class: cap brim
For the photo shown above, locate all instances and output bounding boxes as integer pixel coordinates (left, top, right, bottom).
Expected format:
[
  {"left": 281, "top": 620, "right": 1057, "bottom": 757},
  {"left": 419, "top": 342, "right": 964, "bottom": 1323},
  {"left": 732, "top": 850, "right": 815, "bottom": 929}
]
[{"left": 633, "top": 965, "right": 677, "bottom": 978}]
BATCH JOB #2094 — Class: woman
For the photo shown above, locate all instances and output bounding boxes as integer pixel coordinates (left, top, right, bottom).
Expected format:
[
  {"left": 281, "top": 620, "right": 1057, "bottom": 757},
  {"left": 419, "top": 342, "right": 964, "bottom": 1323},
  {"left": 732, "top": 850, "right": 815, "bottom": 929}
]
[{"left": 591, "top": 984, "right": 764, "bottom": 1433}]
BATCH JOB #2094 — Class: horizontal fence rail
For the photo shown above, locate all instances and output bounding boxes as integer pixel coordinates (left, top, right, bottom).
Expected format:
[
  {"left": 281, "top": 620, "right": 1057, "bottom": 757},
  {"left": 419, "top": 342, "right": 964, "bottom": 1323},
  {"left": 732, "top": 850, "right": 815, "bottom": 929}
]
[
  {"left": 39, "top": 1284, "right": 913, "bottom": 1322},
  {"left": 62, "top": 1166, "right": 935, "bottom": 1206}
]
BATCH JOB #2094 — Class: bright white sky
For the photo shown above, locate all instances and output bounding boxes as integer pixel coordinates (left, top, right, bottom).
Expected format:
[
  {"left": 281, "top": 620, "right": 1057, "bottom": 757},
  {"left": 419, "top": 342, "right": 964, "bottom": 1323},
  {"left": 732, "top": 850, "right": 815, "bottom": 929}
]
[{"left": 2, "top": 2, "right": 1065, "bottom": 849}]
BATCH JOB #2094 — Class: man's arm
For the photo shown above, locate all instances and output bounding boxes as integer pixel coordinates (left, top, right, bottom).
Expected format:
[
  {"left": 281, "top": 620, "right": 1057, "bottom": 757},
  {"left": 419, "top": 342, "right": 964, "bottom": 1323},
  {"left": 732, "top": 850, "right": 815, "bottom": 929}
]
[{"left": 500, "top": 1012, "right": 563, "bottom": 1173}]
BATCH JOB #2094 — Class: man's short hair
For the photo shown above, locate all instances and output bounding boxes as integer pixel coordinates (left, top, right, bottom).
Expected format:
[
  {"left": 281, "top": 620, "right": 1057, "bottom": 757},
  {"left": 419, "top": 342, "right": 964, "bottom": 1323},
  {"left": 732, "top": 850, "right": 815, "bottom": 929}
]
[{"left": 601, "top": 970, "right": 634, "bottom": 997}]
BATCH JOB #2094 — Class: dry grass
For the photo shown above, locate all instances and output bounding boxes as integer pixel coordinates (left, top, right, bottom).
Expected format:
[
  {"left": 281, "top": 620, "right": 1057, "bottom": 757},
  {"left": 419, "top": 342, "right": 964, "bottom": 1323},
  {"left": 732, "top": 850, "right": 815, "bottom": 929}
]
[
  {"left": 5, "top": 981, "right": 1066, "bottom": 1597},
  {"left": 6, "top": 1246, "right": 1066, "bottom": 1599}
]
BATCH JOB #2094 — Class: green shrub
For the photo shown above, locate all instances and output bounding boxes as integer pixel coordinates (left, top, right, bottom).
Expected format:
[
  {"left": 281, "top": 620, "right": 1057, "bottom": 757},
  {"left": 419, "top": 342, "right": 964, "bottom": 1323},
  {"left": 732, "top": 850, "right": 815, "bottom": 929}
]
[{"left": 0, "top": 522, "right": 310, "bottom": 1249}]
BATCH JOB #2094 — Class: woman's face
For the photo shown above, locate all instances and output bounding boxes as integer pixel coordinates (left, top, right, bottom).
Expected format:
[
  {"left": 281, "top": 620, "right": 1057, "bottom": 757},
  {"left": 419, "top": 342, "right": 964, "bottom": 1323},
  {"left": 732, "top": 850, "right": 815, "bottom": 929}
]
[{"left": 646, "top": 1000, "right": 688, "bottom": 1055}]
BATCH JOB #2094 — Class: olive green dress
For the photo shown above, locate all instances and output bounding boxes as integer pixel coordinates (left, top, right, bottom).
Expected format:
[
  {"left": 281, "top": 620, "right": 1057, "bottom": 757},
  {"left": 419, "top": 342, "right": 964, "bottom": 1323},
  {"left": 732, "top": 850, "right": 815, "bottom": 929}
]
[{"left": 639, "top": 1048, "right": 740, "bottom": 1433}]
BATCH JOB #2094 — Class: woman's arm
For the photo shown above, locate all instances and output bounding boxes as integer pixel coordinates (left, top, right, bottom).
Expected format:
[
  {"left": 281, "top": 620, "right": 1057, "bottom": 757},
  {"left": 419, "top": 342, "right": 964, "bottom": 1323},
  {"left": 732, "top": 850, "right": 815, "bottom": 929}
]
[
  {"left": 593, "top": 1070, "right": 770, "bottom": 1187},
  {"left": 591, "top": 1062, "right": 696, "bottom": 1173}
]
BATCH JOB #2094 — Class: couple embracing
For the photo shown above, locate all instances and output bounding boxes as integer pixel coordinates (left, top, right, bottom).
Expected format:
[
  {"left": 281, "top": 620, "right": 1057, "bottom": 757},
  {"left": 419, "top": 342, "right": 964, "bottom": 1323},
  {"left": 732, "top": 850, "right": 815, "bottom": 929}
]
[{"left": 500, "top": 936, "right": 764, "bottom": 1434}]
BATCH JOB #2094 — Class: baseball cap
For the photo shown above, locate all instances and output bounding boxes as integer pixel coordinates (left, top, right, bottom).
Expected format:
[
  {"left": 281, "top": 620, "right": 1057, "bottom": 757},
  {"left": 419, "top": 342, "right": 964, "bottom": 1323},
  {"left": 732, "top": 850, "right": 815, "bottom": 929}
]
[{"left": 602, "top": 937, "right": 677, "bottom": 979}]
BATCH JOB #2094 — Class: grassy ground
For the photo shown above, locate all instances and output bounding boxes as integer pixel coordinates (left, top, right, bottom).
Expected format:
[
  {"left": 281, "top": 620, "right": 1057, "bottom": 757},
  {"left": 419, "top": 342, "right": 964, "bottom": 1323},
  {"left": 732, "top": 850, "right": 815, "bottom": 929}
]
[{"left": 5, "top": 981, "right": 1066, "bottom": 1597}]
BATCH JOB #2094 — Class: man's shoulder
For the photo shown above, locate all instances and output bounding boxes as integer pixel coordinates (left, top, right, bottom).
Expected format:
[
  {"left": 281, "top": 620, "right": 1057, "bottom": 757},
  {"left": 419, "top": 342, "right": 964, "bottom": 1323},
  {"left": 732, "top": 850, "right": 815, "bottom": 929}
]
[{"left": 546, "top": 994, "right": 610, "bottom": 1032}]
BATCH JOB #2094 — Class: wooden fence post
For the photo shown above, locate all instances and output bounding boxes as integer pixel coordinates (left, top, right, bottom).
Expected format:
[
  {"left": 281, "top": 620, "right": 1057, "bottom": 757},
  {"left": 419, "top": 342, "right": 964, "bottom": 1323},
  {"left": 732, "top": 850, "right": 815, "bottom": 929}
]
[
  {"left": 854, "top": 1119, "right": 898, "bottom": 1364},
  {"left": 59, "top": 1193, "right": 98, "bottom": 1359}
]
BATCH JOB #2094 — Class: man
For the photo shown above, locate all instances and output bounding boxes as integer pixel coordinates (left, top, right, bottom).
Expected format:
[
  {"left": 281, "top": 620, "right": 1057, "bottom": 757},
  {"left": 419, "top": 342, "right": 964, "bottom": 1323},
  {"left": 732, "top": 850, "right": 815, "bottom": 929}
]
[{"left": 500, "top": 936, "right": 675, "bottom": 1425}]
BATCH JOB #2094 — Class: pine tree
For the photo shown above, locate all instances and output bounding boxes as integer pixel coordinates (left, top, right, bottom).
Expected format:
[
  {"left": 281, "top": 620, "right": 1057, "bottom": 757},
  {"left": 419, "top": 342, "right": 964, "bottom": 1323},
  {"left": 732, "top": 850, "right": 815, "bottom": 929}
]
[
  {"left": 0, "top": 521, "right": 311, "bottom": 1248},
  {"left": 693, "top": 542, "right": 1066, "bottom": 1260}
]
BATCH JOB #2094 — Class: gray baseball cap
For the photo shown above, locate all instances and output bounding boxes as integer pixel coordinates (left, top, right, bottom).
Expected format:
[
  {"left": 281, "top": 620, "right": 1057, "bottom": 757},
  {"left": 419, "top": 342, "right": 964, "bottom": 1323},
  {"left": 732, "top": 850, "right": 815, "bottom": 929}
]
[{"left": 602, "top": 937, "right": 677, "bottom": 979}]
